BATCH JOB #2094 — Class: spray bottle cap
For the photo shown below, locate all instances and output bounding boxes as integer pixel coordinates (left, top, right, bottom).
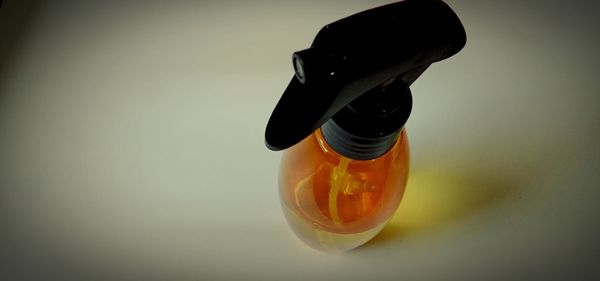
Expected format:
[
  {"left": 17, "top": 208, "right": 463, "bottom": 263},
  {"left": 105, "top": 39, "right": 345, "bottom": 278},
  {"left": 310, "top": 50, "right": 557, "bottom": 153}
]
[{"left": 265, "top": 0, "right": 466, "bottom": 159}]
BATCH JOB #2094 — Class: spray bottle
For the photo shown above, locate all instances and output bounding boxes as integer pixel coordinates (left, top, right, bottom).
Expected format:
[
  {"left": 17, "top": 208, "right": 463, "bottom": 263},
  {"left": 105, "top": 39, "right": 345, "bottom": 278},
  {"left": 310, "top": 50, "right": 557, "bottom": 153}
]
[{"left": 265, "top": 0, "right": 466, "bottom": 251}]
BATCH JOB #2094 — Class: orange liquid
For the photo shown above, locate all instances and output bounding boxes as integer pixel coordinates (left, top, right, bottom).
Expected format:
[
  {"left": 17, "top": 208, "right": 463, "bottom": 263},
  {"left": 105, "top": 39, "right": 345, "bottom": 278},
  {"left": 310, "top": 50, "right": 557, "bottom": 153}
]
[{"left": 279, "top": 129, "right": 409, "bottom": 250}]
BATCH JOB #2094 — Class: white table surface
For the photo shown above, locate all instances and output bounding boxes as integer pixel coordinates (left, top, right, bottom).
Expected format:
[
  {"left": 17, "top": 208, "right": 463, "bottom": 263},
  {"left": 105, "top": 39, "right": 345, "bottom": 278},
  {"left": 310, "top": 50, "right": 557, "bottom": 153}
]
[{"left": 1, "top": 1, "right": 599, "bottom": 280}]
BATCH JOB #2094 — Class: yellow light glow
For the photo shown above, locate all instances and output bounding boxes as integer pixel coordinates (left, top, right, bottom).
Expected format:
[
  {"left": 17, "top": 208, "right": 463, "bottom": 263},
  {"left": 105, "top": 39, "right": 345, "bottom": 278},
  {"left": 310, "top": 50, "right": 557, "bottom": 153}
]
[{"left": 370, "top": 163, "right": 516, "bottom": 244}]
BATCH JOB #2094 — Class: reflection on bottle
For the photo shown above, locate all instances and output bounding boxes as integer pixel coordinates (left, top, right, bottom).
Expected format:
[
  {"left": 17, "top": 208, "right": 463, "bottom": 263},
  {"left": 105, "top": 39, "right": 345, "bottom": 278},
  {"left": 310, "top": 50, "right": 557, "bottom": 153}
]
[{"left": 279, "top": 129, "right": 409, "bottom": 251}]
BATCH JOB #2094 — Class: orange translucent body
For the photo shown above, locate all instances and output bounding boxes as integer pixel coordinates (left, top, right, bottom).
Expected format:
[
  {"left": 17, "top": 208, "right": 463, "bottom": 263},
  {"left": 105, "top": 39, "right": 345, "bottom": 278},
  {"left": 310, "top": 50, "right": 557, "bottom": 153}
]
[{"left": 279, "top": 129, "right": 409, "bottom": 251}]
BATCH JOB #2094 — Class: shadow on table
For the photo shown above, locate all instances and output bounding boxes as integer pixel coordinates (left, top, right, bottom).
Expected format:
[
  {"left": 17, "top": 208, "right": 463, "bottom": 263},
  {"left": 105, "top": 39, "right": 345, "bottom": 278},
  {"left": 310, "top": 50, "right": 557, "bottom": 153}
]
[
  {"left": 360, "top": 161, "right": 520, "bottom": 249},
  {"left": 0, "top": 0, "right": 41, "bottom": 81}
]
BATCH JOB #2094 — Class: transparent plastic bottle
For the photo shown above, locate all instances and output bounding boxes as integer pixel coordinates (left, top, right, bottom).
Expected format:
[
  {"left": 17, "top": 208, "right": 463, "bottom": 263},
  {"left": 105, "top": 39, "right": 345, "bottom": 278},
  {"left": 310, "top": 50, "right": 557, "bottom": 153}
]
[{"left": 279, "top": 129, "right": 409, "bottom": 251}]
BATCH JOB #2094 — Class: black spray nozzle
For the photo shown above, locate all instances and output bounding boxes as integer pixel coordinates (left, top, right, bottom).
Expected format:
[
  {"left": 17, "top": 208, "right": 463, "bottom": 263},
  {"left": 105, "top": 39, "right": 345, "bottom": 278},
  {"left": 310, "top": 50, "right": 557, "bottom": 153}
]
[{"left": 266, "top": 0, "right": 466, "bottom": 152}]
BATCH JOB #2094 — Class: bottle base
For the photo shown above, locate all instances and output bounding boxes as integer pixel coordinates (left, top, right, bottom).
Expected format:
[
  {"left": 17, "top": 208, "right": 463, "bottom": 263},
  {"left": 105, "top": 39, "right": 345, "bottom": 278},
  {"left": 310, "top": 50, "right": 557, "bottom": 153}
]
[{"left": 281, "top": 203, "right": 386, "bottom": 252}]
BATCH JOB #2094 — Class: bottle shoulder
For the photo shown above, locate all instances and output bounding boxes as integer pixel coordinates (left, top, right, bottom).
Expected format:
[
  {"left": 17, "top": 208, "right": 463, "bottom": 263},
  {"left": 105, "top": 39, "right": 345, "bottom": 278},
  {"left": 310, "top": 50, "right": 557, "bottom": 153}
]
[{"left": 281, "top": 129, "right": 409, "bottom": 176}]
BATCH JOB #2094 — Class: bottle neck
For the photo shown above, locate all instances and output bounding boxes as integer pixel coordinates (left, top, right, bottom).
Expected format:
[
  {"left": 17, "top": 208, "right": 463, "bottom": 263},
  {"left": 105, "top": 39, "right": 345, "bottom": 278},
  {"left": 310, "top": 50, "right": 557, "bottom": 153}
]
[{"left": 320, "top": 119, "right": 400, "bottom": 160}]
